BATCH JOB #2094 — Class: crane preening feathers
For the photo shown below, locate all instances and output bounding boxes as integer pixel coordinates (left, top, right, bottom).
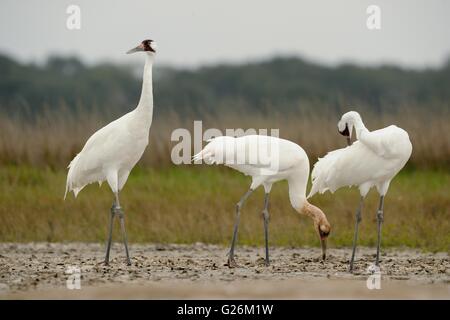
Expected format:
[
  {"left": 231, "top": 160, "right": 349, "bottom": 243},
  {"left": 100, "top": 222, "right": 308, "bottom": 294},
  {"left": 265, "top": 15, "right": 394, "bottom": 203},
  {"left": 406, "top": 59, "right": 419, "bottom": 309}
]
[
  {"left": 65, "top": 39, "right": 157, "bottom": 265},
  {"left": 194, "top": 135, "right": 331, "bottom": 267},
  {"left": 308, "top": 111, "right": 412, "bottom": 271}
]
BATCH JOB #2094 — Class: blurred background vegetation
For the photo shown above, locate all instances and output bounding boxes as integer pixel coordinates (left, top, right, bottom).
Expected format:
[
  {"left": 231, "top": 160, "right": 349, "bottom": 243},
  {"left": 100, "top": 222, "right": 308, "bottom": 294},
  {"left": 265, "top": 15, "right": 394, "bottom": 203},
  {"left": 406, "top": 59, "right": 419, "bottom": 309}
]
[
  {"left": 2, "top": 53, "right": 450, "bottom": 118},
  {"left": 0, "top": 53, "right": 449, "bottom": 251},
  {"left": 1, "top": 53, "right": 449, "bottom": 168}
]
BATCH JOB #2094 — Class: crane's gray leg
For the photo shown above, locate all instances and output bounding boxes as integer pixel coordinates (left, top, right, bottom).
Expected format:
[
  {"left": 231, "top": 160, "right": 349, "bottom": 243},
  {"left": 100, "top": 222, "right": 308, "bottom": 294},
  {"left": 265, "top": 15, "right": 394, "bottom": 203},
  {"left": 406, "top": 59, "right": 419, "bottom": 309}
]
[
  {"left": 349, "top": 197, "right": 364, "bottom": 272},
  {"left": 114, "top": 192, "right": 131, "bottom": 266},
  {"left": 105, "top": 193, "right": 131, "bottom": 266},
  {"left": 104, "top": 204, "right": 116, "bottom": 266},
  {"left": 262, "top": 193, "right": 270, "bottom": 266},
  {"left": 375, "top": 195, "right": 385, "bottom": 267},
  {"left": 228, "top": 189, "right": 253, "bottom": 268},
  {"left": 117, "top": 209, "right": 131, "bottom": 266}
]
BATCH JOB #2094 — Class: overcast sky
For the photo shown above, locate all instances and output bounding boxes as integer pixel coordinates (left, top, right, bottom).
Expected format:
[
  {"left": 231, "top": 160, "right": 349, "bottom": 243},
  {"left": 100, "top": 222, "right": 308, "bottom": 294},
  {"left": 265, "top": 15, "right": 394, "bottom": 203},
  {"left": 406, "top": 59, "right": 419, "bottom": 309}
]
[{"left": 1, "top": 0, "right": 449, "bottom": 68}]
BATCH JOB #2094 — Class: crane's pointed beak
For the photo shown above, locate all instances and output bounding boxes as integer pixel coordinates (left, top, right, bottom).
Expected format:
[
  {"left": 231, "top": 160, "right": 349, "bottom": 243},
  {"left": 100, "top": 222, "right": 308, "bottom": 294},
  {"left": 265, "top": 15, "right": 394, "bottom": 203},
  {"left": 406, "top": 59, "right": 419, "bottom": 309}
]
[
  {"left": 339, "top": 123, "right": 352, "bottom": 146},
  {"left": 321, "top": 238, "right": 327, "bottom": 260},
  {"left": 126, "top": 44, "right": 144, "bottom": 54}
]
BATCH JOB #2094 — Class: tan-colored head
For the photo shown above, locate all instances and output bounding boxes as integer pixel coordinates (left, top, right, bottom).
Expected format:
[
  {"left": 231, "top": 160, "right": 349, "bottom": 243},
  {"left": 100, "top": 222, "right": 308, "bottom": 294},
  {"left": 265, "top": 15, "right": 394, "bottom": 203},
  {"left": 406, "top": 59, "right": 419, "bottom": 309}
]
[{"left": 301, "top": 202, "right": 331, "bottom": 260}]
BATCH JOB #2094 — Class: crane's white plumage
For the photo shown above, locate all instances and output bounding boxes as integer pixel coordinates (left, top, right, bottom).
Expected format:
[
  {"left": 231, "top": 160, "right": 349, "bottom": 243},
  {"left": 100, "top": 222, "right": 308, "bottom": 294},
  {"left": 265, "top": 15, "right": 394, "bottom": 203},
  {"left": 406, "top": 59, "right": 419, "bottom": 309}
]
[
  {"left": 194, "top": 135, "right": 309, "bottom": 194},
  {"left": 308, "top": 111, "right": 412, "bottom": 271},
  {"left": 309, "top": 114, "right": 412, "bottom": 198},
  {"left": 65, "top": 110, "right": 150, "bottom": 198},
  {"left": 64, "top": 39, "right": 157, "bottom": 265},
  {"left": 65, "top": 45, "right": 155, "bottom": 199},
  {"left": 194, "top": 135, "right": 331, "bottom": 266}
]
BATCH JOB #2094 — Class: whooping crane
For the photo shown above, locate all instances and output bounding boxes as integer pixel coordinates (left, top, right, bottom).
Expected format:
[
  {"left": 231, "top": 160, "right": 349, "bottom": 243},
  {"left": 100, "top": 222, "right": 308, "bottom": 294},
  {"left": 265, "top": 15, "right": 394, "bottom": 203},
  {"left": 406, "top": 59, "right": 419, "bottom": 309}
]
[
  {"left": 65, "top": 39, "right": 157, "bottom": 265},
  {"left": 194, "top": 135, "right": 331, "bottom": 267},
  {"left": 308, "top": 111, "right": 412, "bottom": 271}
]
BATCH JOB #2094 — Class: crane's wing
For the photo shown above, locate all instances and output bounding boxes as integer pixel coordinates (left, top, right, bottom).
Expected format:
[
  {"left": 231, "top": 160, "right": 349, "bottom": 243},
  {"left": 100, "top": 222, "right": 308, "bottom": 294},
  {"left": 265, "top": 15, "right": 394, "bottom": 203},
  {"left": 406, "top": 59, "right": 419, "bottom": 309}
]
[
  {"left": 308, "top": 124, "right": 412, "bottom": 198},
  {"left": 193, "top": 135, "right": 305, "bottom": 176},
  {"left": 308, "top": 141, "right": 384, "bottom": 198},
  {"left": 359, "top": 125, "right": 410, "bottom": 159},
  {"left": 308, "top": 147, "right": 346, "bottom": 198},
  {"left": 65, "top": 113, "right": 132, "bottom": 198}
]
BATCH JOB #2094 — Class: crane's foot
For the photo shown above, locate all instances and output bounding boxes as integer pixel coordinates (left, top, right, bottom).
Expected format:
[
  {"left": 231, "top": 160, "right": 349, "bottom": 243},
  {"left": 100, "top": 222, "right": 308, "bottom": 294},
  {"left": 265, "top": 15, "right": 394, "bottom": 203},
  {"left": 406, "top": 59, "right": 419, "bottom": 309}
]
[
  {"left": 227, "top": 256, "right": 238, "bottom": 268},
  {"left": 256, "top": 257, "right": 270, "bottom": 267},
  {"left": 348, "top": 259, "right": 354, "bottom": 272}
]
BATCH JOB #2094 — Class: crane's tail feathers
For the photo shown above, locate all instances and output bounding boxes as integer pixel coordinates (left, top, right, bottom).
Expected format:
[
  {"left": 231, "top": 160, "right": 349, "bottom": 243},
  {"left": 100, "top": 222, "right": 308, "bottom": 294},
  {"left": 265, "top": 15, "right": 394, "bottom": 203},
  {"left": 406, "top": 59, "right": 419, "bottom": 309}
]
[
  {"left": 64, "top": 183, "right": 82, "bottom": 200},
  {"left": 192, "top": 136, "right": 234, "bottom": 165},
  {"left": 308, "top": 148, "right": 345, "bottom": 198},
  {"left": 193, "top": 150, "right": 215, "bottom": 164},
  {"left": 307, "top": 184, "right": 329, "bottom": 199},
  {"left": 192, "top": 152, "right": 203, "bottom": 162},
  {"left": 64, "top": 153, "right": 84, "bottom": 200},
  {"left": 307, "top": 185, "right": 319, "bottom": 199}
]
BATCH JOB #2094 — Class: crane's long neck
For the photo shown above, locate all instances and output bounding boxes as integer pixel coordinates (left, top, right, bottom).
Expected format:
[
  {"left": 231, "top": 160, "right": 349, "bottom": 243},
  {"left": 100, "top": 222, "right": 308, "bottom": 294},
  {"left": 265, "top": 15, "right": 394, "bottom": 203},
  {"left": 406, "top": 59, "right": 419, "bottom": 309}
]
[
  {"left": 288, "top": 174, "right": 308, "bottom": 212},
  {"left": 300, "top": 201, "right": 328, "bottom": 225},
  {"left": 353, "top": 117, "right": 369, "bottom": 140},
  {"left": 136, "top": 54, "right": 154, "bottom": 119},
  {"left": 288, "top": 172, "right": 326, "bottom": 224}
]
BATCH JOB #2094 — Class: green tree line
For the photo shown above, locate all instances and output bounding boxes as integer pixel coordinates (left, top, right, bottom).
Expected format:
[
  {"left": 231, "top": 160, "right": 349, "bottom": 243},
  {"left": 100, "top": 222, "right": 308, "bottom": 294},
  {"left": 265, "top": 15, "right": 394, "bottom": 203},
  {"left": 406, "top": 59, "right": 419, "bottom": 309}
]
[{"left": 1, "top": 53, "right": 449, "bottom": 118}]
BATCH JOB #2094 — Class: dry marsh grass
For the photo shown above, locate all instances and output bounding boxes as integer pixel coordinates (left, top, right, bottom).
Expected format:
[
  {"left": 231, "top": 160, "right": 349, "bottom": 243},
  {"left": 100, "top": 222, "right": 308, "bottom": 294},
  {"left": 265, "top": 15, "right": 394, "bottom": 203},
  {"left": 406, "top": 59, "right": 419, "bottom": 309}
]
[{"left": 1, "top": 107, "right": 449, "bottom": 169}]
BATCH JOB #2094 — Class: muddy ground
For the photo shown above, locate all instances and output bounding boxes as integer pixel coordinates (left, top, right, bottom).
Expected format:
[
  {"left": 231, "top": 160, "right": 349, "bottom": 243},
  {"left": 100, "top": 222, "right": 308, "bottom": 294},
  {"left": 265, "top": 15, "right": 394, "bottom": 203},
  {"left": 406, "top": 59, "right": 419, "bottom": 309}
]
[{"left": 0, "top": 243, "right": 448, "bottom": 299}]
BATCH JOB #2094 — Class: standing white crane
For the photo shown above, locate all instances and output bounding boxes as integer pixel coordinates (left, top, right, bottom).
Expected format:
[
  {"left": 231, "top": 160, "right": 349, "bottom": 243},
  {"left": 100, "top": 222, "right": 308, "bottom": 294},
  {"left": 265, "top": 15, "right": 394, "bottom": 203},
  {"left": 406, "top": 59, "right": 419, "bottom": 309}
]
[
  {"left": 65, "top": 39, "right": 157, "bottom": 265},
  {"left": 308, "top": 111, "right": 412, "bottom": 271},
  {"left": 194, "top": 135, "right": 331, "bottom": 267}
]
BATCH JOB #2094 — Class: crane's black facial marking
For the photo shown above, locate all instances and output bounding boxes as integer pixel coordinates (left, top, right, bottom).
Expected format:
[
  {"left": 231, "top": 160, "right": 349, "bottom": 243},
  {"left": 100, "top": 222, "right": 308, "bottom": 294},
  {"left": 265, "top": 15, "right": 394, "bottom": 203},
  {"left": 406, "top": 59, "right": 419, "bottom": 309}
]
[
  {"left": 142, "top": 39, "right": 155, "bottom": 52},
  {"left": 126, "top": 40, "right": 155, "bottom": 54},
  {"left": 339, "top": 123, "right": 350, "bottom": 137}
]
